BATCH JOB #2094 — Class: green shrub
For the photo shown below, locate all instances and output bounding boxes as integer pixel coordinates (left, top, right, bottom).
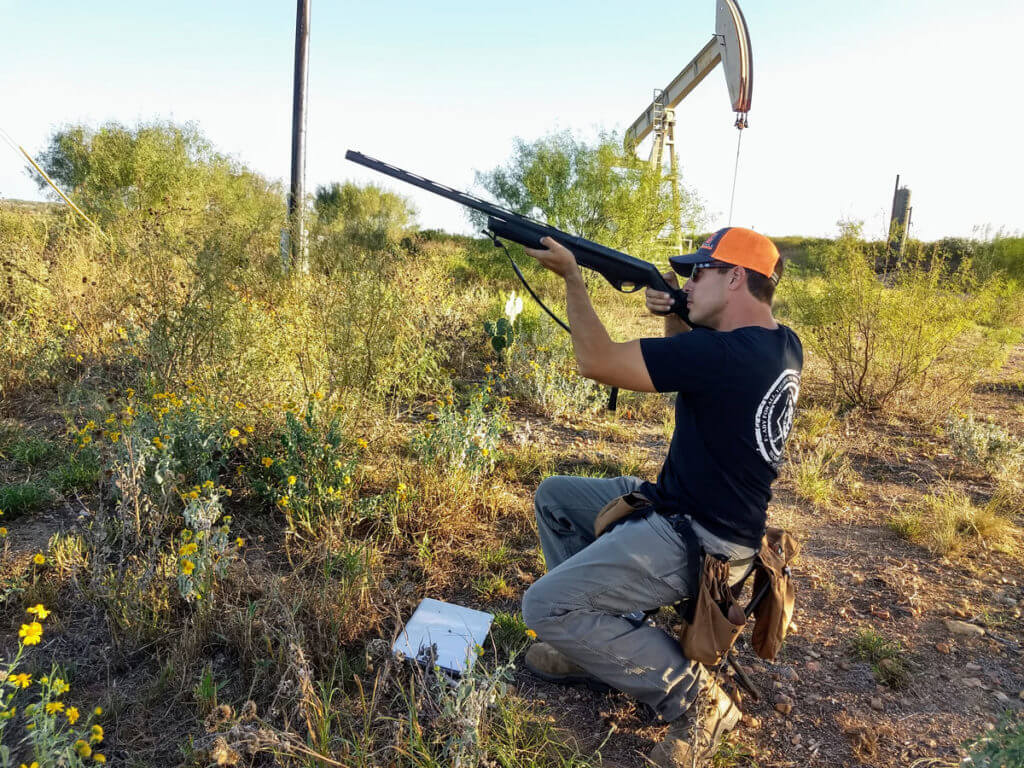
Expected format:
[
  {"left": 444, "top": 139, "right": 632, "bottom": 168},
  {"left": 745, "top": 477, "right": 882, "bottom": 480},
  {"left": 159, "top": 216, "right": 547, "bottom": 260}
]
[
  {"left": 248, "top": 396, "right": 364, "bottom": 535},
  {"left": 850, "top": 627, "right": 910, "bottom": 688},
  {"left": 785, "top": 222, "right": 1020, "bottom": 417},
  {"left": 0, "top": 481, "right": 51, "bottom": 519},
  {"left": 48, "top": 448, "right": 101, "bottom": 494},
  {"left": 965, "top": 712, "right": 1024, "bottom": 767},
  {"left": 8, "top": 436, "right": 57, "bottom": 466},
  {"left": 976, "top": 234, "right": 1024, "bottom": 283},
  {"left": 946, "top": 411, "right": 1024, "bottom": 475},
  {"left": 489, "top": 611, "right": 534, "bottom": 659},
  {"left": 502, "top": 330, "right": 605, "bottom": 417},
  {"left": 412, "top": 381, "right": 509, "bottom": 479}
]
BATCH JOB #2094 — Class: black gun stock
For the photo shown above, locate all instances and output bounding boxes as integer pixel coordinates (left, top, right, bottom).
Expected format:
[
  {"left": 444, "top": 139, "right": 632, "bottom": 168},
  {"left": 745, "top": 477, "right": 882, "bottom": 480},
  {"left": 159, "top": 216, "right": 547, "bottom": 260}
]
[{"left": 345, "top": 150, "right": 689, "bottom": 318}]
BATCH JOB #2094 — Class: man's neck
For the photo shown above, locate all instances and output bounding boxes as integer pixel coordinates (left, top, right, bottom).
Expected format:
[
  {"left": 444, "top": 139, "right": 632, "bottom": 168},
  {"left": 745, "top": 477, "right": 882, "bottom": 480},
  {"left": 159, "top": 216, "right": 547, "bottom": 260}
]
[{"left": 715, "top": 303, "right": 777, "bottom": 332}]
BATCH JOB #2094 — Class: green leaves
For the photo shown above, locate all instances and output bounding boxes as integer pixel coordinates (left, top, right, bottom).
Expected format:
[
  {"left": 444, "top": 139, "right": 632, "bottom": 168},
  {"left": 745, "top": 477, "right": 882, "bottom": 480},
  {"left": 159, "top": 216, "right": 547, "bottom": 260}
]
[{"left": 475, "top": 130, "right": 704, "bottom": 258}]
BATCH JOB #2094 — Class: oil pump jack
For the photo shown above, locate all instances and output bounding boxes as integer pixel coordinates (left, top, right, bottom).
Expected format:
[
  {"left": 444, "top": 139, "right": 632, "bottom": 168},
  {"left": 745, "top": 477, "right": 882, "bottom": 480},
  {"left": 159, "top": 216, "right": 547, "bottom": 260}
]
[{"left": 625, "top": 0, "right": 754, "bottom": 254}]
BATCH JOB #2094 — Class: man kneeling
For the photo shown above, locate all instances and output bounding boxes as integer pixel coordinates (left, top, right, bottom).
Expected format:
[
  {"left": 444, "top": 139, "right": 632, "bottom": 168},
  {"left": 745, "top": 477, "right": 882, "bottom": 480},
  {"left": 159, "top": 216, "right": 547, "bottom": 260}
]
[{"left": 519, "top": 228, "right": 802, "bottom": 767}]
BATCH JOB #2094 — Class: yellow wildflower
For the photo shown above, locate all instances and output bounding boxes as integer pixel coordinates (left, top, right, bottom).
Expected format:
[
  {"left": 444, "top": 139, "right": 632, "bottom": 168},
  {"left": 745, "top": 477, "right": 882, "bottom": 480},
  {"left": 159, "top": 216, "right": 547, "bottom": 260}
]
[
  {"left": 75, "top": 740, "right": 92, "bottom": 758},
  {"left": 357, "top": 438, "right": 368, "bottom": 449},
  {"left": 179, "top": 542, "right": 198, "bottom": 556},
  {"left": 91, "top": 724, "right": 104, "bottom": 741},
  {"left": 19, "top": 621, "right": 43, "bottom": 645},
  {"left": 427, "top": 413, "right": 437, "bottom": 420},
  {"left": 51, "top": 677, "right": 70, "bottom": 695},
  {"left": 235, "top": 401, "right": 246, "bottom": 409},
  {"left": 484, "top": 364, "right": 492, "bottom": 373},
  {"left": 66, "top": 706, "right": 80, "bottom": 724},
  {"left": 397, "top": 483, "right": 406, "bottom": 492},
  {"left": 27, "top": 604, "right": 50, "bottom": 619},
  {"left": 93, "top": 756, "right": 106, "bottom": 764},
  {"left": 481, "top": 448, "right": 490, "bottom": 456},
  {"left": 0, "top": 527, "right": 7, "bottom": 537},
  {"left": 228, "top": 428, "right": 240, "bottom": 438},
  {"left": 244, "top": 424, "right": 254, "bottom": 433},
  {"left": 11, "top": 673, "right": 31, "bottom": 688},
  {"left": 343, "top": 475, "right": 352, "bottom": 486},
  {"left": 313, "top": 390, "right": 324, "bottom": 400},
  {"left": 526, "top": 629, "right": 537, "bottom": 639},
  {"left": 33, "top": 553, "right": 45, "bottom": 565},
  {"left": 20, "top": 762, "right": 39, "bottom": 768},
  {"left": 203, "top": 480, "right": 214, "bottom": 489},
  {"left": 182, "top": 559, "right": 196, "bottom": 575},
  {"left": 187, "top": 491, "right": 199, "bottom": 500},
  {"left": 261, "top": 457, "right": 274, "bottom": 467},
  {"left": 287, "top": 475, "right": 297, "bottom": 486},
  {"left": 94, "top": 707, "right": 103, "bottom": 716},
  {"left": 45, "top": 701, "right": 64, "bottom": 714},
  {"left": 236, "top": 538, "right": 245, "bottom": 547}
]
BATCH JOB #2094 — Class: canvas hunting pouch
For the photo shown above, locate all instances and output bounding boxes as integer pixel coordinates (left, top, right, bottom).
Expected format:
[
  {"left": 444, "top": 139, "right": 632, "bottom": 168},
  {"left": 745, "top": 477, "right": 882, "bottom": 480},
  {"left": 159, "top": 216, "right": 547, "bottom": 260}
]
[
  {"left": 750, "top": 527, "right": 801, "bottom": 661},
  {"left": 678, "top": 552, "right": 747, "bottom": 666},
  {"left": 593, "top": 492, "right": 652, "bottom": 538}
]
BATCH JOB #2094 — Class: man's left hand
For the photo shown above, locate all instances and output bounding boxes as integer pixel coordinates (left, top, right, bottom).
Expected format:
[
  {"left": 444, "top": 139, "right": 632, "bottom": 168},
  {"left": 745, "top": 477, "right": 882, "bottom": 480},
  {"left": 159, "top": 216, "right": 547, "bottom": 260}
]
[{"left": 523, "top": 237, "right": 581, "bottom": 279}]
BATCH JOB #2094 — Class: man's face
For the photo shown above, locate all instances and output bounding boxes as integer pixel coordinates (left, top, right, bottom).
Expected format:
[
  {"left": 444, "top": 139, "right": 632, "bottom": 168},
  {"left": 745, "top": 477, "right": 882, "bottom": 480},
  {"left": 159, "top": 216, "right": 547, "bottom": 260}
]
[{"left": 683, "top": 263, "right": 736, "bottom": 328}]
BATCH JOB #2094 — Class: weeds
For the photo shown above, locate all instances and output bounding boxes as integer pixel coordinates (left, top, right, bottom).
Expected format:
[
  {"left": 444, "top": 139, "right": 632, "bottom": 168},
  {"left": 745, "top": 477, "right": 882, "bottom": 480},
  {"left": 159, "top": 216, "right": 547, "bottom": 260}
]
[
  {"left": 946, "top": 411, "right": 1024, "bottom": 475},
  {"left": 889, "top": 487, "right": 1013, "bottom": 557},
  {"left": 0, "top": 482, "right": 50, "bottom": 520},
  {"left": 964, "top": 711, "right": 1024, "bottom": 767},
  {"left": 850, "top": 627, "right": 910, "bottom": 688},
  {"left": 412, "top": 381, "right": 509, "bottom": 479}
]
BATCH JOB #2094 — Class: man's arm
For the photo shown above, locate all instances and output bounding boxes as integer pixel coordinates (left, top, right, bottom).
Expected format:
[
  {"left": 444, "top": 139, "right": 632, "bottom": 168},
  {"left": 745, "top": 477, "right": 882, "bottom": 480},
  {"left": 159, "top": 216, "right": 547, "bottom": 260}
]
[{"left": 524, "top": 237, "right": 657, "bottom": 393}]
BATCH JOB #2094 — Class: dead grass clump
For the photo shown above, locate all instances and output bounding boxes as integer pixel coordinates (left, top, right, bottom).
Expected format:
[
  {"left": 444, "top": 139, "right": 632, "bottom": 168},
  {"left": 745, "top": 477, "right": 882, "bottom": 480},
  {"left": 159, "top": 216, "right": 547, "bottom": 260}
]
[
  {"left": 837, "top": 710, "right": 896, "bottom": 761},
  {"left": 889, "top": 487, "right": 1014, "bottom": 557},
  {"left": 986, "top": 476, "right": 1024, "bottom": 520}
]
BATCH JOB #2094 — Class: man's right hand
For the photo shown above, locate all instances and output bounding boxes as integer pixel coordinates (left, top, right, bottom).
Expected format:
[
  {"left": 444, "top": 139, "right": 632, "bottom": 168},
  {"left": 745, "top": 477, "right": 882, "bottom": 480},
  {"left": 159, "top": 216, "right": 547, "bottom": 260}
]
[{"left": 645, "top": 271, "right": 680, "bottom": 316}]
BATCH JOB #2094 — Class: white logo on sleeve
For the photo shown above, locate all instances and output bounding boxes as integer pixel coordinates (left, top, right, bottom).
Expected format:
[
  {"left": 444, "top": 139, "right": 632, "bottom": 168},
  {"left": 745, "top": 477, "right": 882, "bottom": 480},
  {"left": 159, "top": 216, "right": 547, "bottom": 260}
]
[{"left": 754, "top": 369, "right": 801, "bottom": 466}]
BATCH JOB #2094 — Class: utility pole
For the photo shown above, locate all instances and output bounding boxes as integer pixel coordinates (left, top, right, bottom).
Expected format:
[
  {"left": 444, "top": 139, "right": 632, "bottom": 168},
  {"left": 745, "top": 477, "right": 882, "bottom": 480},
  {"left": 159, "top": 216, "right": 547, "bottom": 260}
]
[{"left": 287, "top": 0, "right": 311, "bottom": 271}]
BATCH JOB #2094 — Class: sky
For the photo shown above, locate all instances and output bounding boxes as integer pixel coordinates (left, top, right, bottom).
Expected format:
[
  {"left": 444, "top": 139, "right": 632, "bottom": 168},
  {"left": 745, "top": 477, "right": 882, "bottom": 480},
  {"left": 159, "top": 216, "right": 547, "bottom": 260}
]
[{"left": 1, "top": 0, "right": 1021, "bottom": 242}]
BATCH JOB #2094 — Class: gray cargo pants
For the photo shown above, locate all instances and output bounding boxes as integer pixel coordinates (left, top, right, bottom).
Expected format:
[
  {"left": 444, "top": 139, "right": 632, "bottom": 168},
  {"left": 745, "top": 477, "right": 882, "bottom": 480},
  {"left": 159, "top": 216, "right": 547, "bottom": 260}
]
[{"left": 521, "top": 475, "right": 753, "bottom": 722}]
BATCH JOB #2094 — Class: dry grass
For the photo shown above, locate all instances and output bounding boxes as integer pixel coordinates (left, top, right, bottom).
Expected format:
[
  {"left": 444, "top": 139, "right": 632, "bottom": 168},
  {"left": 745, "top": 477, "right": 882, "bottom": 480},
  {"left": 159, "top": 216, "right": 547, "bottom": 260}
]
[{"left": 888, "top": 487, "right": 1015, "bottom": 557}]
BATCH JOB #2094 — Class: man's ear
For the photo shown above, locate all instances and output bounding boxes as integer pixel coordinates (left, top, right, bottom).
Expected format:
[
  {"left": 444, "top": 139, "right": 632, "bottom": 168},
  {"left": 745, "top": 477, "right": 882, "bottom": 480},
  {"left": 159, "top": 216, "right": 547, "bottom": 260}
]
[{"left": 727, "top": 266, "right": 745, "bottom": 290}]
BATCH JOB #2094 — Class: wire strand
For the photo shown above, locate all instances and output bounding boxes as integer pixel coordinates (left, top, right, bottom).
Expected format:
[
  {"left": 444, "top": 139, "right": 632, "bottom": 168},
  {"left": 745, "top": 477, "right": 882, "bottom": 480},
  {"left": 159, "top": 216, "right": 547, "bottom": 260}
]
[{"left": 727, "top": 128, "right": 743, "bottom": 226}]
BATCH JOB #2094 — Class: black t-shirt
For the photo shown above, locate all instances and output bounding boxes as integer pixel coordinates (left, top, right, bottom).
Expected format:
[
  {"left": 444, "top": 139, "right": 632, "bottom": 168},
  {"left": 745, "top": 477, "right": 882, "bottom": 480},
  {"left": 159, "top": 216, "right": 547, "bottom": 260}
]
[{"left": 638, "top": 324, "right": 803, "bottom": 548}]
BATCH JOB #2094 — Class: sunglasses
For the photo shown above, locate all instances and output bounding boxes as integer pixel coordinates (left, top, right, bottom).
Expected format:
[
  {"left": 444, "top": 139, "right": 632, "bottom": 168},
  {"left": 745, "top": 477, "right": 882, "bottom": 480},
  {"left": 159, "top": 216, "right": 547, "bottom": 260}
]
[{"left": 688, "top": 262, "right": 736, "bottom": 283}]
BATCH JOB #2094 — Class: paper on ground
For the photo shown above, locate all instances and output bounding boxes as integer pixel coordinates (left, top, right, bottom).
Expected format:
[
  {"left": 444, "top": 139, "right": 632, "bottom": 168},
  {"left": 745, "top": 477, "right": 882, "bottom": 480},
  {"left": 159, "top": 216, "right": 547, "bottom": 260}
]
[{"left": 392, "top": 598, "right": 493, "bottom": 675}]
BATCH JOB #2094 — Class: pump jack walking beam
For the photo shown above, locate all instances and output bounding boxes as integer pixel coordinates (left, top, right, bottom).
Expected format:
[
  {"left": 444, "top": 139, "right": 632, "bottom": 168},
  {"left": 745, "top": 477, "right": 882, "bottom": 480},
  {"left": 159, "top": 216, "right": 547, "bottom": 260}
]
[{"left": 626, "top": 0, "right": 753, "bottom": 149}]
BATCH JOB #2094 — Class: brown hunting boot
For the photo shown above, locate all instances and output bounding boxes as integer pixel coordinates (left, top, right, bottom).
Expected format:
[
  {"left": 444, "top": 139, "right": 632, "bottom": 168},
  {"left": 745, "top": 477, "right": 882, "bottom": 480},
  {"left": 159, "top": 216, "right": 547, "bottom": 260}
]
[
  {"left": 647, "top": 678, "right": 741, "bottom": 767},
  {"left": 524, "top": 642, "right": 610, "bottom": 692}
]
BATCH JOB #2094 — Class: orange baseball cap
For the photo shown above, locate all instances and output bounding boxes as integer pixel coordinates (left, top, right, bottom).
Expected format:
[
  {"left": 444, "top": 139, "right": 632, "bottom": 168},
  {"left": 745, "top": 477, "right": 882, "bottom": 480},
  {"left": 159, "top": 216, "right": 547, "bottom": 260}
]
[{"left": 670, "top": 227, "right": 781, "bottom": 283}]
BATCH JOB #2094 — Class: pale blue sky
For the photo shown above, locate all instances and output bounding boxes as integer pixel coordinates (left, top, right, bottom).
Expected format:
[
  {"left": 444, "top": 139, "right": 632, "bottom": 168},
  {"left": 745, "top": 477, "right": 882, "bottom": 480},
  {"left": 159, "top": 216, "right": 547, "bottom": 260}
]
[{"left": 2, "top": 0, "right": 1021, "bottom": 241}]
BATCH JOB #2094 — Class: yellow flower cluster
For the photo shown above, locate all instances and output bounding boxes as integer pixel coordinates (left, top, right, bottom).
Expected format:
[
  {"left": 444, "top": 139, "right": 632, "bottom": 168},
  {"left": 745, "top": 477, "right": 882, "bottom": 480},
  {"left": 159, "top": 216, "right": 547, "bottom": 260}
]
[
  {"left": 17, "top": 622, "right": 41, "bottom": 647},
  {"left": 19, "top": 603, "right": 47, "bottom": 645}
]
